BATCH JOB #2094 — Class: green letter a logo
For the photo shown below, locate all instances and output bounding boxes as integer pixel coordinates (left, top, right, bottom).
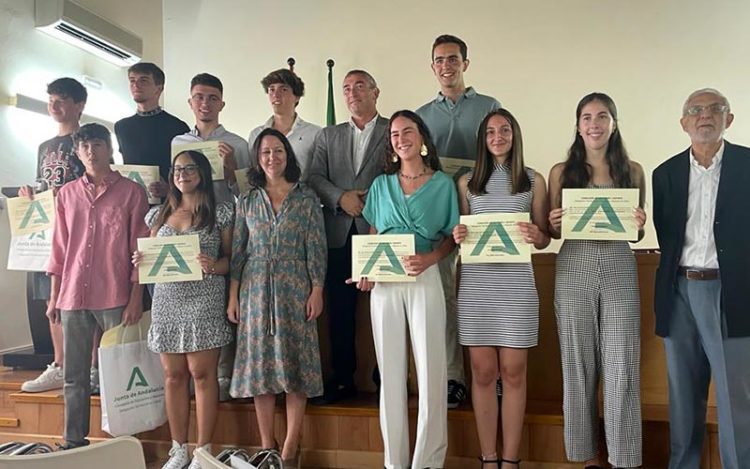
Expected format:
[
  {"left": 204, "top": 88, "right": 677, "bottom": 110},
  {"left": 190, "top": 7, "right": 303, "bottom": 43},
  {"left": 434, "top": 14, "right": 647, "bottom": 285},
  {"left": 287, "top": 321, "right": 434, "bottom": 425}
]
[
  {"left": 361, "top": 243, "right": 406, "bottom": 275},
  {"left": 125, "top": 171, "right": 147, "bottom": 191},
  {"left": 19, "top": 201, "right": 49, "bottom": 230},
  {"left": 572, "top": 197, "right": 625, "bottom": 233},
  {"left": 470, "top": 222, "right": 520, "bottom": 256},
  {"left": 126, "top": 366, "right": 149, "bottom": 391},
  {"left": 148, "top": 244, "right": 193, "bottom": 277}
]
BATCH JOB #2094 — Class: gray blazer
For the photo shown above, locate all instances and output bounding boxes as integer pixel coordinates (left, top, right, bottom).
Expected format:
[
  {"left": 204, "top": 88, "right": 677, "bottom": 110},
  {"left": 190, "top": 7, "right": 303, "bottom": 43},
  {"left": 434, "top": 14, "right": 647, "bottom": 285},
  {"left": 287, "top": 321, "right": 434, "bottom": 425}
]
[{"left": 305, "top": 116, "right": 388, "bottom": 249}]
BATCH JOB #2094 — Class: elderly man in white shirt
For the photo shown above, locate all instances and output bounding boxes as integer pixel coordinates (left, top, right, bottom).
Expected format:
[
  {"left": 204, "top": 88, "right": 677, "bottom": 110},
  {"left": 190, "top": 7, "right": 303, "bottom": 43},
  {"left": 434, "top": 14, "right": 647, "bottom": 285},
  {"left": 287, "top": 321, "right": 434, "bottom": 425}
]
[{"left": 653, "top": 88, "right": 750, "bottom": 469}]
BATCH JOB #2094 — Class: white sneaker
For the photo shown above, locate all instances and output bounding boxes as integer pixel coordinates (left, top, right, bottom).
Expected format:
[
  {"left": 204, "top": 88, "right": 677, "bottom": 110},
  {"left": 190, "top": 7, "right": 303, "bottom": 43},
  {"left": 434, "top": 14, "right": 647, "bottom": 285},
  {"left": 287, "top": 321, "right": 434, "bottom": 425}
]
[
  {"left": 21, "top": 363, "right": 64, "bottom": 393},
  {"left": 187, "top": 456, "right": 203, "bottom": 469},
  {"left": 162, "top": 441, "right": 190, "bottom": 469},
  {"left": 188, "top": 444, "right": 210, "bottom": 469}
]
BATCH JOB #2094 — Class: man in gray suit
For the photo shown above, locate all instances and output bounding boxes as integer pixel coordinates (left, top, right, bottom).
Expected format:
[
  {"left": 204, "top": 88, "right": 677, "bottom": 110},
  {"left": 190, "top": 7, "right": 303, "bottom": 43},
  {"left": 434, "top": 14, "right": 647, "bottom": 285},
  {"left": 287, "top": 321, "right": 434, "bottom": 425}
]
[{"left": 307, "top": 69, "right": 388, "bottom": 404}]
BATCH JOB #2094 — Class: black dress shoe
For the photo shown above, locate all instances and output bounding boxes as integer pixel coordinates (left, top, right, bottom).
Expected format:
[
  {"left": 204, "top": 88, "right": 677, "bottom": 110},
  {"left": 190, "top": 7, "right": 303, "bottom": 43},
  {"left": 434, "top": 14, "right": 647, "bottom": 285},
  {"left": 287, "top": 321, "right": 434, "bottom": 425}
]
[
  {"left": 447, "top": 380, "right": 467, "bottom": 409},
  {"left": 310, "top": 383, "right": 357, "bottom": 405}
]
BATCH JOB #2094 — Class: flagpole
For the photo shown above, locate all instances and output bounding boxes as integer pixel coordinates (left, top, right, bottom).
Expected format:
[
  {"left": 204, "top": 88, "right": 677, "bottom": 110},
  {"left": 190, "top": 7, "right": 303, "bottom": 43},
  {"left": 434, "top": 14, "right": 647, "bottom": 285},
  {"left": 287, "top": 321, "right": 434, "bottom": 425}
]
[
  {"left": 287, "top": 57, "right": 295, "bottom": 72},
  {"left": 326, "top": 59, "right": 336, "bottom": 126}
]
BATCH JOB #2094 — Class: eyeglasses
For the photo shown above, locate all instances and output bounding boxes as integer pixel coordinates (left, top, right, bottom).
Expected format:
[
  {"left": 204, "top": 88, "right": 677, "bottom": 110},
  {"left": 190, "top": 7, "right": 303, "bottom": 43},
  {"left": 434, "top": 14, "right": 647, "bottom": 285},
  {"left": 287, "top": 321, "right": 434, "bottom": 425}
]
[
  {"left": 172, "top": 164, "right": 199, "bottom": 175},
  {"left": 685, "top": 104, "right": 729, "bottom": 116}
]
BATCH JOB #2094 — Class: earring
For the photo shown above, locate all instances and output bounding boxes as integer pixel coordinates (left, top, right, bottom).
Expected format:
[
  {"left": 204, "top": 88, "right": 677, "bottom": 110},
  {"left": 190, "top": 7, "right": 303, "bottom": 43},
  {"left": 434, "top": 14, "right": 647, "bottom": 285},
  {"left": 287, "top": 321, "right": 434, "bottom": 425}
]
[
  {"left": 420, "top": 144, "right": 428, "bottom": 157},
  {"left": 391, "top": 153, "right": 399, "bottom": 163}
]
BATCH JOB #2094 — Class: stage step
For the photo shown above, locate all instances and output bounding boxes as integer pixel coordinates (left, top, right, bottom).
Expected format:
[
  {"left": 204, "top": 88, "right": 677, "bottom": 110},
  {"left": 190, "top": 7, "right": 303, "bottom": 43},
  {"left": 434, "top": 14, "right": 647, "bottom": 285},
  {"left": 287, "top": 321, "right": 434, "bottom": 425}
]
[{"left": 0, "top": 368, "right": 720, "bottom": 468}]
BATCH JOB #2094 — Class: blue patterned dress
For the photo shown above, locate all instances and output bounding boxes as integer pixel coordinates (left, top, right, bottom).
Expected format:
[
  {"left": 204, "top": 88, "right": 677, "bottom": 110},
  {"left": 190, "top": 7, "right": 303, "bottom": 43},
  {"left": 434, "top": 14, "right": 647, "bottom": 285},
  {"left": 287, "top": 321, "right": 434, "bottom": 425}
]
[{"left": 229, "top": 183, "right": 326, "bottom": 397}]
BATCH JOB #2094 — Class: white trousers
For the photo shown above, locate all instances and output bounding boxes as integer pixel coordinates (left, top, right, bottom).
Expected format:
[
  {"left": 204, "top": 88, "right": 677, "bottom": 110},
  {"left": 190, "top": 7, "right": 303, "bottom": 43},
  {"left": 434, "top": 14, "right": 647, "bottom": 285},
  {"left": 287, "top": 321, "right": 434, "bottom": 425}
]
[{"left": 371, "top": 264, "right": 448, "bottom": 469}]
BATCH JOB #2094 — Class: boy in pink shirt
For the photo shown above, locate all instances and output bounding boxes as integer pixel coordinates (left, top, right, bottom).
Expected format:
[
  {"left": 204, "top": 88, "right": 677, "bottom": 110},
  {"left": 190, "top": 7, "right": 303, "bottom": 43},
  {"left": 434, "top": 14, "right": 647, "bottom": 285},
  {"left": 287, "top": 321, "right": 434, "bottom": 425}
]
[{"left": 46, "top": 123, "right": 149, "bottom": 449}]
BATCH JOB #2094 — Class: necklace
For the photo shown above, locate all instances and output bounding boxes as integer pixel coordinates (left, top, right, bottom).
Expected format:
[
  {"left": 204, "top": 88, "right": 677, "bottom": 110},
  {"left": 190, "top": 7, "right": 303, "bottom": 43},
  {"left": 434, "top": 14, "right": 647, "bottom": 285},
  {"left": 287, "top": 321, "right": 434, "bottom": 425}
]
[{"left": 398, "top": 168, "right": 427, "bottom": 180}]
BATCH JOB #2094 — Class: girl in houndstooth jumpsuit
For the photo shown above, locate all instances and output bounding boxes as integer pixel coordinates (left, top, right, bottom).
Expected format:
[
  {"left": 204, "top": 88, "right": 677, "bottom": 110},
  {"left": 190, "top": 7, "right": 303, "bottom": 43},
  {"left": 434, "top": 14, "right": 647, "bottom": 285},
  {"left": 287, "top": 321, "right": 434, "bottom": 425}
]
[{"left": 548, "top": 93, "right": 648, "bottom": 469}]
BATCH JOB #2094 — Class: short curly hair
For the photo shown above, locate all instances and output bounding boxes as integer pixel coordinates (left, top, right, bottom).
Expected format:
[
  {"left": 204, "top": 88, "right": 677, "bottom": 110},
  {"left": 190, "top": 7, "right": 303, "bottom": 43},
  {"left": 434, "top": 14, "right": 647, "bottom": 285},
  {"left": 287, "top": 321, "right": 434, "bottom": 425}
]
[{"left": 260, "top": 69, "right": 305, "bottom": 98}]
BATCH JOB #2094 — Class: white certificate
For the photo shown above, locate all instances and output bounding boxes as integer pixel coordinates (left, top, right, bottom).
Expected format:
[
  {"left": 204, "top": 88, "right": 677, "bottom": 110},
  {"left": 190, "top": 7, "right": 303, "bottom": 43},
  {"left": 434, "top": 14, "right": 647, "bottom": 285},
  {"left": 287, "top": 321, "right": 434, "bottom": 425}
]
[
  {"left": 171, "top": 141, "right": 223, "bottom": 181},
  {"left": 6, "top": 190, "right": 55, "bottom": 236},
  {"left": 6, "top": 228, "right": 52, "bottom": 272},
  {"left": 439, "top": 156, "right": 474, "bottom": 179},
  {"left": 234, "top": 168, "right": 251, "bottom": 195},
  {"left": 460, "top": 213, "right": 531, "bottom": 263},
  {"left": 112, "top": 164, "right": 160, "bottom": 204},
  {"left": 562, "top": 188, "right": 639, "bottom": 241},
  {"left": 137, "top": 235, "right": 203, "bottom": 284},
  {"left": 351, "top": 234, "right": 416, "bottom": 282}
]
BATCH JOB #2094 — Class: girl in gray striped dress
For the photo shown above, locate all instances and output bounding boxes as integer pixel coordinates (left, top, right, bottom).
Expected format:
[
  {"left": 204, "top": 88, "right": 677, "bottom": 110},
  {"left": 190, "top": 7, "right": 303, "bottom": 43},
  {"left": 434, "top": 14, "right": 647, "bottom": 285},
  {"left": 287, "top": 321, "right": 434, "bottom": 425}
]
[
  {"left": 547, "top": 93, "right": 647, "bottom": 469},
  {"left": 453, "top": 109, "right": 550, "bottom": 469}
]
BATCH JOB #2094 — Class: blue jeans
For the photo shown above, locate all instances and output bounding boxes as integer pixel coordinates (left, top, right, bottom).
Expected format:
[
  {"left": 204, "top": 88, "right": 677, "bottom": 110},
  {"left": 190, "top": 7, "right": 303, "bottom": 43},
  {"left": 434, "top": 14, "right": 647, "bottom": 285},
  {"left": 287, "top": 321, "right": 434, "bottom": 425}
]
[{"left": 663, "top": 276, "right": 750, "bottom": 469}]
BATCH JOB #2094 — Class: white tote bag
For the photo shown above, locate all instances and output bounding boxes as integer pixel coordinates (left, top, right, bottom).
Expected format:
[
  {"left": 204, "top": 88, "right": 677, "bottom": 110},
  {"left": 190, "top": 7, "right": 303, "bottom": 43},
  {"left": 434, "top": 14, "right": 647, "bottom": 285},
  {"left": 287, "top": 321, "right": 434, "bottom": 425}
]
[{"left": 99, "top": 312, "right": 167, "bottom": 436}]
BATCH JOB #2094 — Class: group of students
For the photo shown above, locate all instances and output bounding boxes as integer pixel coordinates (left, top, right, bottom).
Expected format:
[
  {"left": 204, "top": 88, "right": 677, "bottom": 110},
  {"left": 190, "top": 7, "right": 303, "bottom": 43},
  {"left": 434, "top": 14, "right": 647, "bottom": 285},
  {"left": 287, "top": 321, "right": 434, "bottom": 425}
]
[
  {"left": 14, "top": 33, "right": 750, "bottom": 469},
  {"left": 347, "top": 97, "right": 646, "bottom": 469}
]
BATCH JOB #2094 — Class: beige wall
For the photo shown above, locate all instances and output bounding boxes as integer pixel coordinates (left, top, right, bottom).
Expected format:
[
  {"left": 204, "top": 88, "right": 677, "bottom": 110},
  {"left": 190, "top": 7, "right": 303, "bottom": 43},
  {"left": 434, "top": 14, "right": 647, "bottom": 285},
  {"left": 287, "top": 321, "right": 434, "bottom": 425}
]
[
  {"left": 163, "top": 0, "right": 750, "bottom": 251},
  {"left": 3, "top": 0, "right": 748, "bottom": 352},
  {"left": 0, "top": 0, "right": 164, "bottom": 353}
]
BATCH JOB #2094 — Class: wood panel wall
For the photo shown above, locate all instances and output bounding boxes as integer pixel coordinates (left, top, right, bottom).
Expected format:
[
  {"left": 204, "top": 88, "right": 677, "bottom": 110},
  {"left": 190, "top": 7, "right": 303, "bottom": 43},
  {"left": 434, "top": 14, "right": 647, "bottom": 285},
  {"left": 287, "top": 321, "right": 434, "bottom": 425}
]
[{"left": 317, "top": 250, "right": 716, "bottom": 407}]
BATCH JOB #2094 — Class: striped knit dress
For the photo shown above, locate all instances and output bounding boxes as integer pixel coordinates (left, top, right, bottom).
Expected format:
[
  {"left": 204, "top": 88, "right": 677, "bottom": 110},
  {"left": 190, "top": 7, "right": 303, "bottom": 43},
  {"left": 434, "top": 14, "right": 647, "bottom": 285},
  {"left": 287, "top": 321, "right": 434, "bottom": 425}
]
[{"left": 457, "top": 164, "right": 539, "bottom": 348}]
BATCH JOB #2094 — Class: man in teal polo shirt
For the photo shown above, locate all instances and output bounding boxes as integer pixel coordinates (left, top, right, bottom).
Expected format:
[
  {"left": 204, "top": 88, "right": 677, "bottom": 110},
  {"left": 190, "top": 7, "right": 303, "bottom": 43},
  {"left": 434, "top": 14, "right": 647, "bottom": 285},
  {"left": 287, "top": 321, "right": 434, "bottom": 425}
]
[{"left": 416, "top": 34, "right": 501, "bottom": 408}]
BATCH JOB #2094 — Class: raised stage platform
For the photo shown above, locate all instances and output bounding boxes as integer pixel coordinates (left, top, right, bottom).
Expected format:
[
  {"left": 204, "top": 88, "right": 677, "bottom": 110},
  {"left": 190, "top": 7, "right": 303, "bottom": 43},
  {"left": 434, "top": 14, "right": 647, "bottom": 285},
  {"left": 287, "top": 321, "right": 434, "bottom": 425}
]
[
  {"left": 0, "top": 252, "right": 724, "bottom": 468},
  {"left": 0, "top": 368, "right": 719, "bottom": 468}
]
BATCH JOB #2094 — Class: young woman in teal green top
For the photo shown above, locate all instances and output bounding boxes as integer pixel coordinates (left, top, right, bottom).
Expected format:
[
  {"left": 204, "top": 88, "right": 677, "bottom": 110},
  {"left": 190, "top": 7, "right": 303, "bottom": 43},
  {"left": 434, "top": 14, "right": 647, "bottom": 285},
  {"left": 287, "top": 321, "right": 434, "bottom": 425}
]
[
  {"left": 363, "top": 163, "right": 459, "bottom": 253},
  {"left": 353, "top": 110, "right": 458, "bottom": 469}
]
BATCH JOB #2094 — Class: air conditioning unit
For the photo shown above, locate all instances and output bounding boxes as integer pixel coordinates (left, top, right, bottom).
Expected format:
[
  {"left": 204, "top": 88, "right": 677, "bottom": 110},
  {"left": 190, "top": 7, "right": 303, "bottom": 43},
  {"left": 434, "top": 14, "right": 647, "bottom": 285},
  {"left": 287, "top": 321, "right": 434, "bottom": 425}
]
[{"left": 35, "top": 0, "right": 143, "bottom": 67}]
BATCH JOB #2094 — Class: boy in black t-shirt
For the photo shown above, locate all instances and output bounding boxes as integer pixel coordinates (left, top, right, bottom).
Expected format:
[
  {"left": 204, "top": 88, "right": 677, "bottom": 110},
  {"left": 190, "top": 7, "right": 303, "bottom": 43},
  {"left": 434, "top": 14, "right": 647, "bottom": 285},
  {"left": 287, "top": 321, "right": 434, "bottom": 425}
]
[
  {"left": 115, "top": 62, "right": 189, "bottom": 199},
  {"left": 18, "top": 78, "right": 87, "bottom": 393}
]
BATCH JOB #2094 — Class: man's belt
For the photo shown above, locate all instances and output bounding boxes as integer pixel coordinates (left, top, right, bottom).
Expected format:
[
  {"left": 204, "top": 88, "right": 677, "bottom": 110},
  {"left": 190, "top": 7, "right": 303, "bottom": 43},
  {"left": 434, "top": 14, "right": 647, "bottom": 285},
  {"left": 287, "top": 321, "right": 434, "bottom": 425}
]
[{"left": 678, "top": 267, "right": 720, "bottom": 280}]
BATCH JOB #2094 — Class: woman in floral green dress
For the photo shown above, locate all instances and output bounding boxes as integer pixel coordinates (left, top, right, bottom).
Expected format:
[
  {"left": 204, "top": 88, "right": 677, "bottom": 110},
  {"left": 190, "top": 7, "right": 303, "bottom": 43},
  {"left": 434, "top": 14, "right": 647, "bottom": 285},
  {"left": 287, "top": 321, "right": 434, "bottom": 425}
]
[{"left": 227, "top": 128, "right": 326, "bottom": 467}]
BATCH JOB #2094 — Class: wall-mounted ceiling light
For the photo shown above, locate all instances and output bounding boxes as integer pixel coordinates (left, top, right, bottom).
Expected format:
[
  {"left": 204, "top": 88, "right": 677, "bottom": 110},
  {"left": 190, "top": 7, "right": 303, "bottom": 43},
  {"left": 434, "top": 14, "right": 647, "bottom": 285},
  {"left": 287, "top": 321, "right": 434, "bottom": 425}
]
[
  {"left": 7, "top": 94, "right": 48, "bottom": 116},
  {"left": 6, "top": 93, "right": 113, "bottom": 128}
]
